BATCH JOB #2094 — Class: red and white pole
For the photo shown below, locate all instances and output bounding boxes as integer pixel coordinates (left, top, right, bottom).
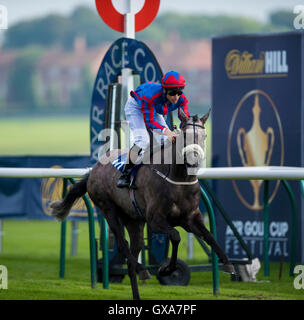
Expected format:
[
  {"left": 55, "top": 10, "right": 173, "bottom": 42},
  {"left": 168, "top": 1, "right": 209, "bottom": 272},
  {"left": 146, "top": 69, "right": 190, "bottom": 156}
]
[{"left": 121, "top": 1, "right": 135, "bottom": 109}]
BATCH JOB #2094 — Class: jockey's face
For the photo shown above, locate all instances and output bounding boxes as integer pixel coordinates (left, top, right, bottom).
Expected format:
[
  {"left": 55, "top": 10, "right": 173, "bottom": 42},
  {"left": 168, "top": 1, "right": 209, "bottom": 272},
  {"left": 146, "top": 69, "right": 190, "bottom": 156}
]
[{"left": 165, "top": 88, "right": 182, "bottom": 104}]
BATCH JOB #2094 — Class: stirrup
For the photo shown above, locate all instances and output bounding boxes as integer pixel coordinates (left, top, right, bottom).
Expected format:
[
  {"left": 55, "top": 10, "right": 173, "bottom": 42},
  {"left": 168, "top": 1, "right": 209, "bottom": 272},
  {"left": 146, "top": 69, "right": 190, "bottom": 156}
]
[
  {"left": 117, "top": 164, "right": 133, "bottom": 188},
  {"left": 117, "top": 173, "right": 131, "bottom": 188}
]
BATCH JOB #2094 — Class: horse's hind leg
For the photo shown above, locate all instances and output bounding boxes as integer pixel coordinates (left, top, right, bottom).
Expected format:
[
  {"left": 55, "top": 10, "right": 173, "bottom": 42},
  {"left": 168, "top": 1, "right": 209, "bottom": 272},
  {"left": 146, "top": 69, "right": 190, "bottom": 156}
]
[
  {"left": 186, "top": 212, "right": 235, "bottom": 274},
  {"left": 97, "top": 203, "right": 142, "bottom": 300}
]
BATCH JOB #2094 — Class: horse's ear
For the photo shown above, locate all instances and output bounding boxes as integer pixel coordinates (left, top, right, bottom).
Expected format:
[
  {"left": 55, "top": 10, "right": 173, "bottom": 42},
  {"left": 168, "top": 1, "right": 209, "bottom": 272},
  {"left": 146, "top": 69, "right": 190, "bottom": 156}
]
[
  {"left": 179, "top": 107, "right": 189, "bottom": 123},
  {"left": 200, "top": 108, "right": 211, "bottom": 125}
]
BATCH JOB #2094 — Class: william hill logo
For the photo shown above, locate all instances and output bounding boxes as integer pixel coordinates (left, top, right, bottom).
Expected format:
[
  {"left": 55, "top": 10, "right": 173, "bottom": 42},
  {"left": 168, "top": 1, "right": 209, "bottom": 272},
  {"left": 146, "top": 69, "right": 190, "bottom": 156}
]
[{"left": 225, "top": 49, "right": 288, "bottom": 79}]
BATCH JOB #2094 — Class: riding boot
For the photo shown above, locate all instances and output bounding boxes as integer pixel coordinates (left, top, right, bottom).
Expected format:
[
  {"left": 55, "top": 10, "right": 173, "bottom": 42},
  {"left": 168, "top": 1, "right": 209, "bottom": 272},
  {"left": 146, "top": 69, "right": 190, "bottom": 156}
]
[
  {"left": 116, "top": 161, "right": 135, "bottom": 188},
  {"left": 117, "top": 144, "right": 142, "bottom": 189}
]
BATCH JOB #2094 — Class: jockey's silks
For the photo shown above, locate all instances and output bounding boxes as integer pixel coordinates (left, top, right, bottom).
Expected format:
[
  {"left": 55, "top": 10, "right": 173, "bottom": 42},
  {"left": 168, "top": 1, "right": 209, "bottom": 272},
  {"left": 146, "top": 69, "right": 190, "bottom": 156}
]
[{"left": 130, "top": 82, "right": 190, "bottom": 132}]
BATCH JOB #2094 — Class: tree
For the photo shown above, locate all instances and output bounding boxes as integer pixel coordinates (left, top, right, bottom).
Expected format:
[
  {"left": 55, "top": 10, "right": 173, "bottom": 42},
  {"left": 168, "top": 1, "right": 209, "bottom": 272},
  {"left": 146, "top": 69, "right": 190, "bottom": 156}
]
[
  {"left": 4, "top": 7, "right": 118, "bottom": 50},
  {"left": 68, "top": 6, "right": 117, "bottom": 48},
  {"left": 269, "top": 10, "right": 295, "bottom": 29},
  {"left": 7, "top": 47, "right": 45, "bottom": 111},
  {"left": 4, "top": 15, "right": 73, "bottom": 49},
  {"left": 4, "top": 8, "right": 291, "bottom": 50}
]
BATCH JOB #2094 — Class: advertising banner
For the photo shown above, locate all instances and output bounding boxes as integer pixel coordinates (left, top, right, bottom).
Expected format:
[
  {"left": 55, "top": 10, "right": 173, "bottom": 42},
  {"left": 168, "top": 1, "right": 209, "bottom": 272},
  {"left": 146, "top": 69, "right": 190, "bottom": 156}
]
[
  {"left": 0, "top": 156, "right": 91, "bottom": 220},
  {"left": 90, "top": 37, "right": 163, "bottom": 162},
  {"left": 212, "top": 32, "right": 303, "bottom": 262}
]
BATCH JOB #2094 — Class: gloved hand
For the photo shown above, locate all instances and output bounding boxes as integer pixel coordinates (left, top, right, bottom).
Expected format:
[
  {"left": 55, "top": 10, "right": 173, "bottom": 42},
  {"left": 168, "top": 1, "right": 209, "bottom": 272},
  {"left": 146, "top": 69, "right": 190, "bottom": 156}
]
[{"left": 162, "top": 128, "right": 178, "bottom": 143}]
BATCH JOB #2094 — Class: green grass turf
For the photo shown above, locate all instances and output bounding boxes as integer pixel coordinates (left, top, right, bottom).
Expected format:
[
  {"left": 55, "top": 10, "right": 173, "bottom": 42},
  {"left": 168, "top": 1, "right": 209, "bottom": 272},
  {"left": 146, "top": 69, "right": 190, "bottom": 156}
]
[
  {"left": 0, "top": 220, "right": 303, "bottom": 300},
  {"left": 0, "top": 115, "right": 212, "bottom": 166},
  {"left": 0, "top": 116, "right": 90, "bottom": 155}
]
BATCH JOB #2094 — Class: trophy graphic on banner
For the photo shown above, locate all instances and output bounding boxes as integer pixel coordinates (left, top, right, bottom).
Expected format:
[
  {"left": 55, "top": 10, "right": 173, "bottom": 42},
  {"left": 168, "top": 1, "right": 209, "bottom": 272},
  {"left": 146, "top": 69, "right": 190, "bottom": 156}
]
[{"left": 237, "top": 94, "right": 275, "bottom": 209}]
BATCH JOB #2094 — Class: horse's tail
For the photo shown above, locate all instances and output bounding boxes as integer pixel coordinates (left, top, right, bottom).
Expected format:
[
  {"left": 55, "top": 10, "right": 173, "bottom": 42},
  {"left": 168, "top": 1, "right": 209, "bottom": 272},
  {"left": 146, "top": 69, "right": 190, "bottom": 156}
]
[{"left": 50, "top": 174, "right": 89, "bottom": 222}]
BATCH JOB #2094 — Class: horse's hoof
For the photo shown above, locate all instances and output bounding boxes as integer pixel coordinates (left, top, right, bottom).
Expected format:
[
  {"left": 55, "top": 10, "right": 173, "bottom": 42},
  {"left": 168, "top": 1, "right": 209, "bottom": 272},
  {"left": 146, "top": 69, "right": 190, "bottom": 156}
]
[
  {"left": 139, "top": 269, "right": 152, "bottom": 280},
  {"left": 222, "top": 262, "right": 235, "bottom": 274},
  {"left": 158, "top": 264, "right": 177, "bottom": 277},
  {"left": 50, "top": 200, "right": 61, "bottom": 210},
  {"left": 49, "top": 201, "right": 65, "bottom": 221}
]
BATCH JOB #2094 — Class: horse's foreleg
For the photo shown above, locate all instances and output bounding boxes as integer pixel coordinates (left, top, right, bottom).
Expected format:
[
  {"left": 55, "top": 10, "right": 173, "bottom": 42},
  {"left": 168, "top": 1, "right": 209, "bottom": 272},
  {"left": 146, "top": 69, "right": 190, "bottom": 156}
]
[
  {"left": 187, "top": 212, "right": 235, "bottom": 274},
  {"left": 149, "top": 219, "right": 181, "bottom": 276}
]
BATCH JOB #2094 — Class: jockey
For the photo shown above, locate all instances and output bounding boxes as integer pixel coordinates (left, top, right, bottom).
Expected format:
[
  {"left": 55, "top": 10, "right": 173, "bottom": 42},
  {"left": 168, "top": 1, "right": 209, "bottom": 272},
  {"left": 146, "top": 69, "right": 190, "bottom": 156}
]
[{"left": 117, "top": 70, "right": 190, "bottom": 188}]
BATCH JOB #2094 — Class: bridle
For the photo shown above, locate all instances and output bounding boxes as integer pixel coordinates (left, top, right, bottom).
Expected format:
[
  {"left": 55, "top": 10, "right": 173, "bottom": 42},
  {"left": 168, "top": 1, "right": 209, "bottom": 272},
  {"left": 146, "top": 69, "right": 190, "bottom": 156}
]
[
  {"left": 181, "top": 117, "right": 205, "bottom": 145},
  {"left": 181, "top": 118, "right": 205, "bottom": 168},
  {"left": 152, "top": 116, "right": 206, "bottom": 185},
  {"left": 181, "top": 122, "right": 205, "bottom": 131}
]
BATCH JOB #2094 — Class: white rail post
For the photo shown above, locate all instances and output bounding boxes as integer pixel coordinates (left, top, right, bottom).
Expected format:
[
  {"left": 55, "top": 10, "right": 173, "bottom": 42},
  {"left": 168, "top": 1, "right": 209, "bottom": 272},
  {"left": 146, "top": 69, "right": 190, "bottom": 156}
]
[
  {"left": 187, "top": 233, "right": 194, "bottom": 260},
  {"left": 121, "top": 0, "right": 135, "bottom": 108},
  {"left": 71, "top": 220, "right": 78, "bottom": 256}
]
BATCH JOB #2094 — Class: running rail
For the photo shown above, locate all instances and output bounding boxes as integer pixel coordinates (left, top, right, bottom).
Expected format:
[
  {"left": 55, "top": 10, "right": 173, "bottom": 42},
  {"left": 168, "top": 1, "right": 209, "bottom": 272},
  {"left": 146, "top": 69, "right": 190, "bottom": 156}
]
[
  {"left": 0, "top": 167, "right": 90, "bottom": 178},
  {"left": 197, "top": 166, "right": 301, "bottom": 278},
  {"left": 0, "top": 167, "right": 98, "bottom": 289},
  {"left": 197, "top": 166, "right": 304, "bottom": 180},
  {"left": 1, "top": 165, "right": 304, "bottom": 179},
  {"left": 0, "top": 166, "right": 302, "bottom": 287}
]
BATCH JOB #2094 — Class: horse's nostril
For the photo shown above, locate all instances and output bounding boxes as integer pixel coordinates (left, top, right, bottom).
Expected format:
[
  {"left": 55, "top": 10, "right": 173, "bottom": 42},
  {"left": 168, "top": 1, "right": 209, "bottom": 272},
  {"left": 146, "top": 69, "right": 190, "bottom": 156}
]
[
  {"left": 182, "top": 144, "right": 204, "bottom": 164},
  {"left": 185, "top": 151, "right": 200, "bottom": 166}
]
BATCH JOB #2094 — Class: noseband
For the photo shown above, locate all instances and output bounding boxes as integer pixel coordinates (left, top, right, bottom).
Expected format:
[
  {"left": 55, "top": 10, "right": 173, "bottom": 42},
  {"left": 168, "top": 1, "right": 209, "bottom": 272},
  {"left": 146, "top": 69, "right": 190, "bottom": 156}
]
[{"left": 181, "top": 118, "right": 205, "bottom": 167}]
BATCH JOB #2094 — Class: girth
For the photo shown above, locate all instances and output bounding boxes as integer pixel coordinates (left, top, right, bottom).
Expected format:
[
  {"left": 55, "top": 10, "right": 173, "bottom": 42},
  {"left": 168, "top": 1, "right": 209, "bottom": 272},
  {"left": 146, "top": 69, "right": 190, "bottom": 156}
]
[{"left": 129, "top": 189, "right": 145, "bottom": 221}]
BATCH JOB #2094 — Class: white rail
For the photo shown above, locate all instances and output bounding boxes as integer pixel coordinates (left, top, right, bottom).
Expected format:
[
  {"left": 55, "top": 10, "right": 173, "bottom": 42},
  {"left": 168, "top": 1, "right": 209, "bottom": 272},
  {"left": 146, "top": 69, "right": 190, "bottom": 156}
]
[
  {"left": 0, "top": 166, "right": 304, "bottom": 180},
  {"left": 197, "top": 166, "right": 304, "bottom": 180},
  {"left": 0, "top": 167, "right": 90, "bottom": 178}
]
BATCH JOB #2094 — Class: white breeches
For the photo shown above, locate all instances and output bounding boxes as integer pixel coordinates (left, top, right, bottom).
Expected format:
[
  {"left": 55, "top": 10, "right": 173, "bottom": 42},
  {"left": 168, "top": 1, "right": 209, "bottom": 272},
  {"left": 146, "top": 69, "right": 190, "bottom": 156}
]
[{"left": 124, "top": 97, "right": 169, "bottom": 150}]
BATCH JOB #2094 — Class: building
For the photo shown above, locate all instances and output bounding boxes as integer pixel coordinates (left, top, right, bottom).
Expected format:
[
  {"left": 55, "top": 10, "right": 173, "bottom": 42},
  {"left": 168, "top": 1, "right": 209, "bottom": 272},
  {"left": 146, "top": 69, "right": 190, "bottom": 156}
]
[
  {"left": 0, "top": 47, "right": 18, "bottom": 110},
  {"left": 0, "top": 36, "right": 211, "bottom": 113},
  {"left": 149, "top": 33, "right": 211, "bottom": 108}
]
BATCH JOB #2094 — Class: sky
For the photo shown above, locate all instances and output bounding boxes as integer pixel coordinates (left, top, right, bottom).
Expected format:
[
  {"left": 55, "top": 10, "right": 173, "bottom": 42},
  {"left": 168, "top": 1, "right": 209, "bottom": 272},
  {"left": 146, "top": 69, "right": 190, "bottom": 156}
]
[{"left": 0, "top": 0, "right": 301, "bottom": 27}]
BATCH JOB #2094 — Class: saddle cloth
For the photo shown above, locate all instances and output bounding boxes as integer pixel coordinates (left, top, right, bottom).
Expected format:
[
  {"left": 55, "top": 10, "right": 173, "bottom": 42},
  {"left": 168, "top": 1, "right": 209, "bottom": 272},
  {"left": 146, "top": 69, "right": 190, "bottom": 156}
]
[
  {"left": 111, "top": 153, "right": 142, "bottom": 179},
  {"left": 112, "top": 153, "right": 128, "bottom": 173}
]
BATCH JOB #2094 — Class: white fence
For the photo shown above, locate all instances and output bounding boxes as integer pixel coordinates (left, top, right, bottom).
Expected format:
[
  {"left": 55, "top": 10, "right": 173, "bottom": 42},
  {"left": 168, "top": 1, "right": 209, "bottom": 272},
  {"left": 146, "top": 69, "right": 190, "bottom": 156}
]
[
  {"left": 0, "top": 167, "right": 90, "bottom": 178},
  {"left": 1, "top": 166, "right": 304, "bottom": 180},
  {"left": 197, "top": 166, "right": 304, "bottom": 180},
  {"left": 0, "top": 165, "right": 303, "bottom": 274}
]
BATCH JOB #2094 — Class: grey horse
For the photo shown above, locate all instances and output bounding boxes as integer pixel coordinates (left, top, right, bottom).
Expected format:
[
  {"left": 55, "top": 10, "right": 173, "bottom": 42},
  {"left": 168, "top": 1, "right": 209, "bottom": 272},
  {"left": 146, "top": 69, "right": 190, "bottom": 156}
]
[{"left": 50, "top": 109, "right": 235, "bottom": 300}]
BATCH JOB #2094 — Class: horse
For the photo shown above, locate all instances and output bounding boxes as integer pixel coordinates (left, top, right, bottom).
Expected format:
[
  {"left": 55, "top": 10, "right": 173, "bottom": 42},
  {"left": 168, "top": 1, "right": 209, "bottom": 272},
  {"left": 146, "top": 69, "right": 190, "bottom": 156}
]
[{"left": 50, "top": 109, "right": 235, "bottom": 300}]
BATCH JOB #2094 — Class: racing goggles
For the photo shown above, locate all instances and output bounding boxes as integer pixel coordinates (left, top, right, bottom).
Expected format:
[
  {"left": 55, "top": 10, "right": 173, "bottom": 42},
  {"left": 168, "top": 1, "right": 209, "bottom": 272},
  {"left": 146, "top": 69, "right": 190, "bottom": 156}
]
[{"left": 167, "top": 87, "right": 183, "bottom": 96}]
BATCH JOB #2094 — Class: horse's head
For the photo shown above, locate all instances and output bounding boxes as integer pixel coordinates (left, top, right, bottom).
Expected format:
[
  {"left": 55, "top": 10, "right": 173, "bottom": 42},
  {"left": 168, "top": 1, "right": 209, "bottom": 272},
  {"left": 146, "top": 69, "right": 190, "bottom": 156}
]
[{"left": 176, "top": 108, "right": 210, "bottom": 173}]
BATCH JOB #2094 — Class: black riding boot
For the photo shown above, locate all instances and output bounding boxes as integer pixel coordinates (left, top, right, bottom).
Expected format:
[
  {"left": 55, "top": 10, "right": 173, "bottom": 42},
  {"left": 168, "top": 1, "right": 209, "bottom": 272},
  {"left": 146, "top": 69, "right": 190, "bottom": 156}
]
[{"left": 116, "top": 162, "right": 135, "bottom": 188}]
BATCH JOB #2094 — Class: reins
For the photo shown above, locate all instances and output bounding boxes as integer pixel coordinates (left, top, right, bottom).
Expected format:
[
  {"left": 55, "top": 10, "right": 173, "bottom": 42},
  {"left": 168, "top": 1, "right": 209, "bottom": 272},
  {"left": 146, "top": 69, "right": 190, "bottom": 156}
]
[{"left": 151, "top": 168, "right": 198, "bottom": 185}]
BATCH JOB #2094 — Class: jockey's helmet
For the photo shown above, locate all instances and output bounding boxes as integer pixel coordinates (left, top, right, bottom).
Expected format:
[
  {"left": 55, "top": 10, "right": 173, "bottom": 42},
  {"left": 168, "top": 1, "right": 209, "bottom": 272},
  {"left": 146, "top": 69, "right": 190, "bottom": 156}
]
[{"left": 161, "top": 71, "right": 186, "bottom": 88}]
